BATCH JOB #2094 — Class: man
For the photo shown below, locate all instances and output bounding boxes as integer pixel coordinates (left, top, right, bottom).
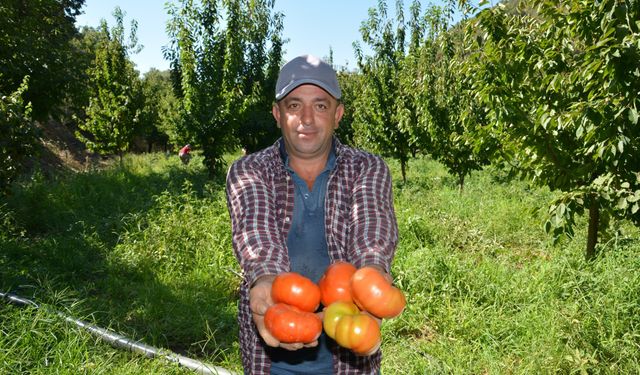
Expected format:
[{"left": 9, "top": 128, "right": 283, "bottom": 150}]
[
  {"left": 226, "top": 55, "right": 398, "bottom": 374},
  {"left": 179, "top": 144, "right": 191, "bottom": 164}
]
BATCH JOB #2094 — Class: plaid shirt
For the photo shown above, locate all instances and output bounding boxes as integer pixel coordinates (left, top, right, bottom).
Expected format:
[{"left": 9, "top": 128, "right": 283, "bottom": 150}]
[{"left": 226, "top": 137, "right": 398, "bottom": 375}]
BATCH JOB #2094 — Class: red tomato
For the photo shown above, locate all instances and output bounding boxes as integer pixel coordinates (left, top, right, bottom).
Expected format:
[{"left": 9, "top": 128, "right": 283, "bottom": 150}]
[
  {"left": 334, "top": 312, "right": 381, "bottom": 356},
  {"left": 322, "top": 301, "right": 360, "bottom": 340},
  {"left": 271, "top": 272, "right": 321, "bottom": 312},
  {"left": 351, "top": 266, "right": 406, "bottom": 319},
  {"left": 318, "top": 261, "right": 357, "bottom": 307},
  {"left": 264, "top": 303, "right": 322, "bottom": 343}
]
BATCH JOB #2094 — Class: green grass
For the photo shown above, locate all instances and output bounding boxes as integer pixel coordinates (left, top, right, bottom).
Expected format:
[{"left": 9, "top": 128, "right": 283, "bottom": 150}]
[
  {"left": 384, "top": 158, "right": 640, "bottom": 374},
  {"left": 1, "top": 152, "right": 639, "bottom": 374}
]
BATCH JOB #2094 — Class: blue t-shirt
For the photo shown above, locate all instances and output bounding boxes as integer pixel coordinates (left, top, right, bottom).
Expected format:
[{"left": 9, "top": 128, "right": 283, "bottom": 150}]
[{"left": 269, "top": 148, "right": 336, "bottom": 375}]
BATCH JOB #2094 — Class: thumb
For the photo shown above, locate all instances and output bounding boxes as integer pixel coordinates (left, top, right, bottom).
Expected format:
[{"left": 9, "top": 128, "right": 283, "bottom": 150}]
[{"left": 250, "top": 296, "right": 270, "bottom": 316}]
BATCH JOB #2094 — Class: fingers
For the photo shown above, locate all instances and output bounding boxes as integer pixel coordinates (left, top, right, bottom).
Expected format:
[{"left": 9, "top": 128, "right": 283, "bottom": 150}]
[
  {"left": 367, "top": 264, "right": 394, "bottom": 284},
  {"left": 279, "top": 339, "right": 318, "bottom": 351},
  {"left": 253, "top": 312, "right": 281, "bottom": 347},
  {"left": 362, "top": 309, "right": 383, "bottom": 327},
  {"left": 302, "top": 340, "right": 319, "bottom": 348},
  {"left": 280, "top": 342, "right": 305, "bottom": 351}
]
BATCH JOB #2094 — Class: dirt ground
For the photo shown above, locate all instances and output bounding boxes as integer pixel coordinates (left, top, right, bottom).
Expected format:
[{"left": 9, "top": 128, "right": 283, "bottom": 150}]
[{"left": 30, "top": 119, "right": 104, "bottom": 175}]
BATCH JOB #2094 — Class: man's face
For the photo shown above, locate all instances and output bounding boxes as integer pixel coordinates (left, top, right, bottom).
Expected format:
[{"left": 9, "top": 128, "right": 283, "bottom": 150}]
[{"left": 272, "top": 84, "right": 344, "bottom": 162}]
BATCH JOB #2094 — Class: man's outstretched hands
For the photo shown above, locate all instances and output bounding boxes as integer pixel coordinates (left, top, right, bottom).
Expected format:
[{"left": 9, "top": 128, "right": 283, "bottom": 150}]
[{"left": 249, "top": 275, "right": 320, "bottom": 351}]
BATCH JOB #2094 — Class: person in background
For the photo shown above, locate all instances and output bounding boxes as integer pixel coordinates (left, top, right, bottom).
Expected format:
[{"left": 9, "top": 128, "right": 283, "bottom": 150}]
[
  {"left": 225, "top": 55, "right": 399, "bottom": 374},
  {"left": 179, "top": 144, "right": 191, "bottom": 165}
]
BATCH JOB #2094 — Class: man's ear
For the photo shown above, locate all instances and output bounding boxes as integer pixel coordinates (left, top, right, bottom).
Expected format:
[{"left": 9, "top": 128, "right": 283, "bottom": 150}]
[
  {"left": 272, "top": 103, "right": 281, "bottom": 128},
  {"left": 334, "top": 103, "right": 345, "bottom": 129}
]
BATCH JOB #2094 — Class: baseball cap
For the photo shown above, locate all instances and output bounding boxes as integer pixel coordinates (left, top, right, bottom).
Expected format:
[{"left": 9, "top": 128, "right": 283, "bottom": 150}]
[{"left": 275, "top": 55, "right": 341, "bottom": 101}]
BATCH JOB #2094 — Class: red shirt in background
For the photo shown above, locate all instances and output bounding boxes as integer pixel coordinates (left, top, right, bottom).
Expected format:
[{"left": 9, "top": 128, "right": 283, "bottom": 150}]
[{"left": 179, "top": 144, "right": 191, "bottom": 157}]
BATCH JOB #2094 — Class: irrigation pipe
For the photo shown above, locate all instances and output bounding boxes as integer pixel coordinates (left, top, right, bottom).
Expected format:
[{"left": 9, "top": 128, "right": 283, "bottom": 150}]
[{"left": 1, "top": 291, "right": 238, "bottom": 375}]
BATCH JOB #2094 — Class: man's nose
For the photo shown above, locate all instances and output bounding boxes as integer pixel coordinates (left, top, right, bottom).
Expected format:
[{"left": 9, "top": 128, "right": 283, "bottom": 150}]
[{"left": 300, "top": 105, "right": 313, "bottom": 126}]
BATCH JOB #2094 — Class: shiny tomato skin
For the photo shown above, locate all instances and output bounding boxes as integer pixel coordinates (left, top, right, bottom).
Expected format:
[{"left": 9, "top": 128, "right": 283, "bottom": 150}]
[
  {"left": 271, "top": 272, "right": 321, "bottom": 312},
  {"left": 351, "top": 266, "right": 406, "bottom": 319},
  {"left": 319, "top": 261, "right": 357, "bottom": 307},
  {"left": 334, "top": 313, "right": 381, "bottom": 356},
  {"left": 322, "top": 301, "right": 360, "bottom": 340},
  {"left": 264, "top": 303, "right": 322, "bottom": 343}
]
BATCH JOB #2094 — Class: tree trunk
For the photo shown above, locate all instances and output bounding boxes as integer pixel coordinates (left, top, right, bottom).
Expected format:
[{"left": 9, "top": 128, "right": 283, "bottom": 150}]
[
  {"left": 458, "top": 174, "right": 465, "bottom": 194},
  {"left": 401, "top": 159, "right": 407, "bottom": 183},
  {"left": 586, "top": 196, "right": 599, "bottom": 261}
]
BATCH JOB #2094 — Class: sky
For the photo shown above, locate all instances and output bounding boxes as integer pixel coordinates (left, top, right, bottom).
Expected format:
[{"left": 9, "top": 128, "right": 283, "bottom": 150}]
[{"left": 74, "top": 0, "right": 440, "bottom": 75}]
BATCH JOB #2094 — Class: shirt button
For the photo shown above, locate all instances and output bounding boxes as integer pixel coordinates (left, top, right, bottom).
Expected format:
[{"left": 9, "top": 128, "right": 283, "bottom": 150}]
[
  {"left": 304, "top": 194, "right": 309, "bottom": 199},
  {"left": 284, "top": 217, "right": 290, "bottom": 223}
]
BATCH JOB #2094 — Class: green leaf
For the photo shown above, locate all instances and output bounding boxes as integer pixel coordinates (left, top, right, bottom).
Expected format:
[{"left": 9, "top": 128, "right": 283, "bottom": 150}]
[
  {"left": 629, "top": 108, "right": 638, "bottom": 125},
  {"left": 544, "top": 220, "right": 552, "bottom": 233},
  {"left": 541, "top": 113, "right": 551, "bottom": 130},
  {"left": 632, "top": 203, "right": 639, "bottom": 214},
  {"left": 617, "top": 197, "right": 628, "bottom": 210}
]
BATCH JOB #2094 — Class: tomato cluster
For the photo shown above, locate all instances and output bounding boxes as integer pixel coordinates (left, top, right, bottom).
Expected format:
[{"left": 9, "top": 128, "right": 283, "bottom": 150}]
[
  {"left": 264, "top": 272, "right": 322, "bottom": 344},
  {"left": 319, "top": 262, "right": 406, "bottom": 355},
  {"left": 263, "top": 263, "right": 406, "bottom": 354}
]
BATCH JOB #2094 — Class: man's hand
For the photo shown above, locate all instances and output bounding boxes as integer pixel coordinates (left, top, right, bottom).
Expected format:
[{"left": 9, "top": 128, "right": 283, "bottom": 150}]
[
  {"left": 366, "top": 264, "right": 393, "bottom": 283},
  {"left": 249, "top": 275, "right": 319, "bottom": 351}
]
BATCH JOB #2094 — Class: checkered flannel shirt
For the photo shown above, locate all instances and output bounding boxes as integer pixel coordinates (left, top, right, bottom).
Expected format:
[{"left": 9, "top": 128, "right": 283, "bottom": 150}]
[{"left": 226, "top": 137, "right": 399, "bottom": 375}]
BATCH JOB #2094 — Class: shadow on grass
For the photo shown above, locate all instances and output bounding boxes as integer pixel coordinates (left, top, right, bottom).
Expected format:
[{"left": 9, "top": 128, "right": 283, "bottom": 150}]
[{"left": 0, "top": 159, "right": 238, "bottom": 362}]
